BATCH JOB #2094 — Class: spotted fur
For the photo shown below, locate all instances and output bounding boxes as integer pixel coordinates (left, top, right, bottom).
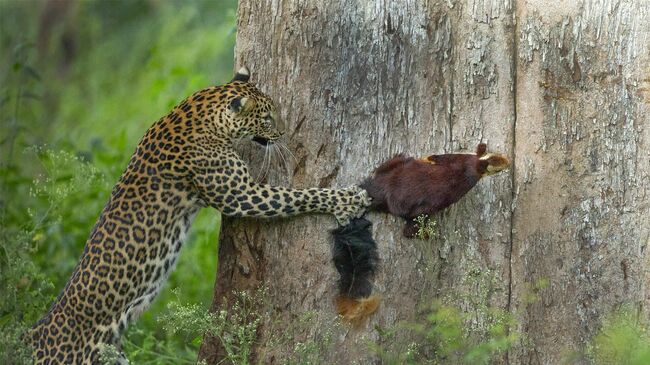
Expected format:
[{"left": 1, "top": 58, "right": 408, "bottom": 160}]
[{"left": 29, "top": 67, "right": 370, "bottom": 364}]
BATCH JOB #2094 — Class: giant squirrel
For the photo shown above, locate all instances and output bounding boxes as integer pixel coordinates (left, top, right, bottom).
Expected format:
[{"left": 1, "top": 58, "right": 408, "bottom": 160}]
[
  {"left": 331, "top": 143, "right": 509, "bottom": 323},
  {"left": 361, "top": 143, "right": 510, "bottom": 237}
]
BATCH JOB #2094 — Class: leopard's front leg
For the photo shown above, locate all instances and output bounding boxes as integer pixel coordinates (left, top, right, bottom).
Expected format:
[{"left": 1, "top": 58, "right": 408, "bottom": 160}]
[{"left": 191, "top": 153, "right": 370, "bottom": 225}]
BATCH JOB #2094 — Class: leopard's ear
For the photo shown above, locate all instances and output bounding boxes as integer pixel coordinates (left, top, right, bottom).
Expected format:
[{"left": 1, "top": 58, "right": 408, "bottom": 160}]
[
  {"left": 231, "top": 66, "right": 250, "bottom": 82},
  {"left": 229, "top": 97, "right": 255, "bottom": 115}
]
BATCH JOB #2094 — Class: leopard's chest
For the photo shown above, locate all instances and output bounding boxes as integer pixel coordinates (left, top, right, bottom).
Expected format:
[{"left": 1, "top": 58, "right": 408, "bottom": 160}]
[
  {"left": 118, "top": 204, "right": 199, "bottom": 323},
  {"left": 92, "top": 184, "right": 201, "bottom": 336},
  {"left": 34, "top": 184, "right": 203, "bottom": 356},
  {"left": 142, "top": 206, "right": 198, "bottom": 297}
]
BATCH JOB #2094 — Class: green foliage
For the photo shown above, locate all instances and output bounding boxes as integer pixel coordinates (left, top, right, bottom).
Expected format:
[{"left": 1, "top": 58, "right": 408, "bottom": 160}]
[
  {"left": 1, "top": 0, "right": 234, "bottom": 363},
  {"left": 371, "top": 301, "right": 518, "bottom": 364},
  {"left": 370, "top": 263, "right": 519, "bottom": 364},
  {"left": 155, "top": 286, "right": 341, "bottom": 365},
  {"left": 265, "top": 311, "right": 340, "bottom": 365},
  {"left": 283, "top": 317, "right": 338, "bottom": 365},
  {"left": 587, "top": 307, "right": 650, "bottom": 365},
  {"left": 160, "top": 288, "right": 267, "bottom": 365},
  {"left": 1, "top": 145, "right": 108, "bottom": 362},
  {"left": 414, "top": 214, "right": 438, "bottom": 240},
  {"left": 98, "top": 344, "right": 122, "bottom": 365},
  {"left": 49, "top": 1, "right": 237, "bottom": 149}
]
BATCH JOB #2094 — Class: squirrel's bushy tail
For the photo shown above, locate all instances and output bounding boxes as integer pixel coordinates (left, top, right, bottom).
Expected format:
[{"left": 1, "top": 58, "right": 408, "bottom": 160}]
[{"left": 331, "top": 218, "right": 380, "bottom": 325}]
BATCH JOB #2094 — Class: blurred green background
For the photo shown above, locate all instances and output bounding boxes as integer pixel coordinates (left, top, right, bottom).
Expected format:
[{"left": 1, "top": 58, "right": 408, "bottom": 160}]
[{"left": 0, "top": 0, "right": 236, "bottom": 363}]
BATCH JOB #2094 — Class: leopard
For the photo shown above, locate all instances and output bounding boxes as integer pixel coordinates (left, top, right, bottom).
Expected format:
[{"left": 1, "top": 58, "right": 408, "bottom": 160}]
[{"left": 28, "top": 67, "right": 371, "bottom": 364}]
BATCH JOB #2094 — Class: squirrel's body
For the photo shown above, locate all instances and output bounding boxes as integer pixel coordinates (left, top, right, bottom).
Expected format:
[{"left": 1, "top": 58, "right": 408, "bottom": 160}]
[{"left": 361, "top": 143, "right": 509, "bottom": 237}]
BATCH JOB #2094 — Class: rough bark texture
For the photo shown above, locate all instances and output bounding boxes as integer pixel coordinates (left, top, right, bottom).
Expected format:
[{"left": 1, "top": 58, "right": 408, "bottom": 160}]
[
  {"left": 199, "top": 0, "right": 649, "bottom": 364},
  {"left": 511, "top": 1, "right": 650, "bottom": 363}
]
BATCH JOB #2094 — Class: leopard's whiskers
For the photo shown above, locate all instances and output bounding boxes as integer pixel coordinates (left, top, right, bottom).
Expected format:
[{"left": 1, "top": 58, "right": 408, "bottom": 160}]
[
  {"left": 255, "top": 146, "right": 264, "bottom": 182},
  {"left": 268, "top": 144, "right": 278, "bottom": 180},
  {"left": 273, "top": 143, "right": 290, "bottom": 174},
  {"left": 277, "top": 141, "right": 298, "bottom": 164},
  {"left": 256, "top": 144, "right": 270, "bottom": 182},
  {"left": 262, "top": 145, "right": 272, "bottom": 182}
]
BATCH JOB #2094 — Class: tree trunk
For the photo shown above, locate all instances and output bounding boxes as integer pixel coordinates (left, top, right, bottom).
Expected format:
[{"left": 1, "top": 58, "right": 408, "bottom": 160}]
[
  {"left": 510, "top": 1, "right": 650, "bottom": 364},
  {"left": 198, "top": 1, "right": 649, "bottom": 364}
]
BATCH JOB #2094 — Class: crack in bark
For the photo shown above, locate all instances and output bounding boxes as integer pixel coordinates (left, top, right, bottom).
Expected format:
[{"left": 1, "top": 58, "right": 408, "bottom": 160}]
[
  {"left": 448, "top": 69, "right": 454, "bottom": 150},
  {"left": 505, "top": 2, "right": 519, "bottom": 363}
]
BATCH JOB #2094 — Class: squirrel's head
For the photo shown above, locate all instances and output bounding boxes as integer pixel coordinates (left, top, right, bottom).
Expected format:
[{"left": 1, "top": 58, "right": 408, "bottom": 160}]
[
  {"left": 422, "top": 143, "right": 510, "bottom": 177},
  {"left": 475, "top": 143, "right": 510, "bottom": 177}
]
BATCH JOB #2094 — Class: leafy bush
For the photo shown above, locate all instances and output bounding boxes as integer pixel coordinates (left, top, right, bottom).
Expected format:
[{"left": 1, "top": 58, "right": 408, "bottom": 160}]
[
  {"left": 371, "top": 301, "right": 518, "bottom": 364},
  {"left": 158, "top": 288, "right": 267, "bottom": 365},
  {"left": 1, "top": 1, "right": 235, "bottom": 363},
  {"left": 587, "top": 307, "right": 650, "bottom": 365}
]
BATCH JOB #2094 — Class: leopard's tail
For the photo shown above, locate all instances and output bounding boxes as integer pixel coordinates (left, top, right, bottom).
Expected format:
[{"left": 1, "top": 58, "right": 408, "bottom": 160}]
[{"left": 331, "top": 218, "right": 380, "bottom": 325}]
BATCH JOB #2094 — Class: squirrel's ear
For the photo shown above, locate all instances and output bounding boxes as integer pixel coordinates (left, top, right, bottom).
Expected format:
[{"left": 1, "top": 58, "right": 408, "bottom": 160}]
[
  {"left": 231, "top": 66, "right": 250, "bottom": 82},
  {"left": 476, "top": 143, "right": 487, "bottom": 157},
  {"left": 229, "top": 97, "right": 254, "bottom": 115}
]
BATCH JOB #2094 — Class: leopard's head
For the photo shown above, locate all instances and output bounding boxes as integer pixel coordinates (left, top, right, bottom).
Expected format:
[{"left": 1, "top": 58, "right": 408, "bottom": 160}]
[{"left": 223, "top": 67, "right": 285, "bottom": 145}]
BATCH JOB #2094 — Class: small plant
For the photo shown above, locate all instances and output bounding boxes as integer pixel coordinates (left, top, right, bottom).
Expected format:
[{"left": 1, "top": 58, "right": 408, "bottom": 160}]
[
  {"left": 254, "top": 304, "right": 352, "bottom": 365},
  {"left": 371, "top": 300, "right": 519, "bottom": 364},
  {"left": 1, "top": 149, "right": 100, "bottom": 365},
  {"left": 98, "top": 344, "right": 122, "bottom": 365},
  {"left": 587, "top": 307, "right": 650, "bottom": 365},
  {"left": 370, "top": 263, "right": 523, "bottom": 364},
  {"left": 414, "top": 214, "right": 438, "bottom": 240},
  {"left": 278, "top": 311, "right": 340, "bottom": 365},
  {"left": 159, "top": 287, "right": 267, "bottom": 365},
  {"left": 0, "top": 325, "right": 35, "bottom": 365}
]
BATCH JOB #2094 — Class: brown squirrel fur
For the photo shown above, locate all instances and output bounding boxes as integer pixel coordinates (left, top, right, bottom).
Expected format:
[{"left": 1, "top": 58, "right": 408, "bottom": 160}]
[
  {"left": 361, "top": 143, "right": 510, "bottom": 237},
  {"left": 329, "top": 143, "right": 508, "bottom": 325}
]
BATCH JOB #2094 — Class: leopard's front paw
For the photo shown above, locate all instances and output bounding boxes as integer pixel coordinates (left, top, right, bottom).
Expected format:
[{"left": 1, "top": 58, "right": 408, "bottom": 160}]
[{"left": 334, "top": 186, "right": 372, "bottom": 225}]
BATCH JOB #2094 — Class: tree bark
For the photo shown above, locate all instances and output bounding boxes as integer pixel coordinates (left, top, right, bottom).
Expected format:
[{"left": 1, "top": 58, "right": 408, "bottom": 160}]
[
  {"left": 199, "top": 1, "right": 649, "bottom": 364},
  {"left": 511, "top": 1, "right": 650, "bottom": 364}
]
